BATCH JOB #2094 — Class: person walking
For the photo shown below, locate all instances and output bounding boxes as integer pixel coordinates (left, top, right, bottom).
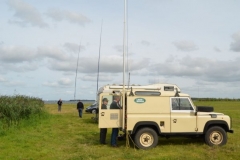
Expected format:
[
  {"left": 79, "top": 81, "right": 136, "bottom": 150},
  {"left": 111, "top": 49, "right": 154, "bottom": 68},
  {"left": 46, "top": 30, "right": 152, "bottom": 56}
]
[
  {"left": 100, "top": 98, "right": 108, "bottom": 144},
  {"left": 77, "top": 100, "right": 84, "bottom": 118},
  {"left": 57, "top": 99, "right": 62, "bottom": 112},
  {"left": 110, "top": 96, "right": 121, "bottom": 147}
]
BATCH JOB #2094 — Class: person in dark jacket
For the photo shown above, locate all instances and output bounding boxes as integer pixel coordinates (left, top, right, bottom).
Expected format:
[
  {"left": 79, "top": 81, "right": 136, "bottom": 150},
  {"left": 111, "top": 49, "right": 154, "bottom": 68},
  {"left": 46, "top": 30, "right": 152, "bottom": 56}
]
[
  {"left": 77, "top": 100, "right": 84, "bottom": 118},
  {"left": 110, "top": 96, "right": 121, "bottom": 147},
  {"left": 100, "top": 98, "right": 108, "bottom": 144},
  {"left": 57, "top": 99, "right": 62, "bottom": 112}
]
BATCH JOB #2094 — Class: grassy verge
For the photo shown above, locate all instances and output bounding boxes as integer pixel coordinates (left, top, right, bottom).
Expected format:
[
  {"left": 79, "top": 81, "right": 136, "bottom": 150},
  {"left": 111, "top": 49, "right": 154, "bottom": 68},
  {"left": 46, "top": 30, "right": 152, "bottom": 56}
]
[{"left": 0, "top": 101, "right": 239, "bottom": 160}]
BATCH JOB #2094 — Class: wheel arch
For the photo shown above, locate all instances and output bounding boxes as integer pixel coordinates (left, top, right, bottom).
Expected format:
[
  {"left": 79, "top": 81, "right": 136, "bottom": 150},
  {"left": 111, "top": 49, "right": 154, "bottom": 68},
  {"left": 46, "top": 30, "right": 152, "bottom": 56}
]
[
  {"left": 204, "top": 120, "right": 230, "bottom": 133},
  {"left": 91, "top": 109, "right": 97, "bottom": 114},
  {"left": 132, "top": 121, "right": 161, "bottom": 135}
]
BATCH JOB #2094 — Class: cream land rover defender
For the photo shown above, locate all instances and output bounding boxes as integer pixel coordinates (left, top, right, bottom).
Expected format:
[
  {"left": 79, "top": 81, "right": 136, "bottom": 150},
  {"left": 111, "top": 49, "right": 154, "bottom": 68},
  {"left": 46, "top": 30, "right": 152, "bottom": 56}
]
[{"left": 98, "top": 83, "right": 233, "bottom": 149}]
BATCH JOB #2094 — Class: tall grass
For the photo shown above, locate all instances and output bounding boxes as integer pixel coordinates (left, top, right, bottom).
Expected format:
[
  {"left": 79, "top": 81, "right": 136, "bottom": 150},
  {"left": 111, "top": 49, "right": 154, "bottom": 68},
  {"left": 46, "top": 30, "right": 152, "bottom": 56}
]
[{"left": 0, "top": 95, "right": 44, "bottom": 129}]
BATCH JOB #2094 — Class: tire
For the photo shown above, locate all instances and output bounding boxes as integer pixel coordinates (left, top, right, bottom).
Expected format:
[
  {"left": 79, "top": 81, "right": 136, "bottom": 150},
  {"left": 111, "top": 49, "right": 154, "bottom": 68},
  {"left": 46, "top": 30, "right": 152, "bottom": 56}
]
[
  {"left": 92, "top": 109, "right": 96, "bottom": 114},
  {"left": 204, "top": 126, "right": 227, "bottom": 146},
  {"left": 134, "top": 127, "right": 158, "bottom": 149}
]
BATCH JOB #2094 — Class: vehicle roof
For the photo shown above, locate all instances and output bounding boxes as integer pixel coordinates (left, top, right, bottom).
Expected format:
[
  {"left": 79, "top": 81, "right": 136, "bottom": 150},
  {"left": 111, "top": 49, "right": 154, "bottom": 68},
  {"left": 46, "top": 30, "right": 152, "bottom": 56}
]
[{"left": 98, "top": 83, "right": 184, "bottom": 95}]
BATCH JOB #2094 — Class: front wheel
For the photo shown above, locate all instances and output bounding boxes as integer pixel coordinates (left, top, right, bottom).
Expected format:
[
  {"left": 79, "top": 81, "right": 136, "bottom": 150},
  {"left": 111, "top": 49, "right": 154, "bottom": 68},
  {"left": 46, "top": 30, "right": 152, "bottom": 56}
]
[
  {"left": 205, "top": 126, "right": 227, "bottom": 146},
  {"left": 134, "top": 127, "right": 158, "bottom": 149},
  {"left": 92, "top": 109, "right": 96, "bottom": 114}
]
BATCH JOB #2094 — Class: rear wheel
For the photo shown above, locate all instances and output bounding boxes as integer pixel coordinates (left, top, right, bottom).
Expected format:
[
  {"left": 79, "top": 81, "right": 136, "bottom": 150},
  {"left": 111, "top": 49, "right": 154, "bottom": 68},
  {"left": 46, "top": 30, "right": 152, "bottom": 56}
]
[
  {"left": 134, "top": 127, "right": 158, "bottom": 149},
  {"left": 205, "top": 126, "right": 227, "bottom": 146}
]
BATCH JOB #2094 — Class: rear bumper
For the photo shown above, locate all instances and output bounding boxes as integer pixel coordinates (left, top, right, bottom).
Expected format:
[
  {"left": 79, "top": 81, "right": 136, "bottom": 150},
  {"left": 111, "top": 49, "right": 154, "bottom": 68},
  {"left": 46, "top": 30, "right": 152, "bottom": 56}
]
[{"left": 85, "top": 109, "right": 90, "bottom": 112}]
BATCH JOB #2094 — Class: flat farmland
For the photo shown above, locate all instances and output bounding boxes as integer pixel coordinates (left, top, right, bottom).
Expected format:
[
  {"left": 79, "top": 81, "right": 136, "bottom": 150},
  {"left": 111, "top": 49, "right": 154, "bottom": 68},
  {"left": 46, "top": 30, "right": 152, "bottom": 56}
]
[{"left": 0, "top": 101, "right": 239, "bottom": 160}]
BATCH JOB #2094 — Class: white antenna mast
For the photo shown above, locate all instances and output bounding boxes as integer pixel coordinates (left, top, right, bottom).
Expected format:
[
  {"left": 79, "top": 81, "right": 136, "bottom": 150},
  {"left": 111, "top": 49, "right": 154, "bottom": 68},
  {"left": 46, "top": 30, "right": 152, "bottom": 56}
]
[
  {"left": 123, "top": 0, "right": 127, "bottom": 146},
  {"left": 123, "top": 1, "right": 127, "bottom": 88},
  {"left": 126, "top": 1, "right": 130, "bottom": 89}
]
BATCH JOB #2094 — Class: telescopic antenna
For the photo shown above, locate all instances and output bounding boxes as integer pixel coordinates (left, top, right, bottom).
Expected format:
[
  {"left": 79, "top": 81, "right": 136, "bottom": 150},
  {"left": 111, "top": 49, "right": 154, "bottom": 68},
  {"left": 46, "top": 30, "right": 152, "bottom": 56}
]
[
  {"left": 128, "top": 72, "right": 130, "bottom": 88},
  {"left": 96, "top": 20, "right": 103, "bottom": 95},
  {"left": 74, "top": 42, "right": 81, "bottom": 100},
  {"left": 123, "top": 0, "right": 127, "bottom": 94},
  {"left": 126, "top": 0, "right": 130, "bottom": 89},
  {"left": 123, "top": 0, "right": 127, "bottom": 147}
]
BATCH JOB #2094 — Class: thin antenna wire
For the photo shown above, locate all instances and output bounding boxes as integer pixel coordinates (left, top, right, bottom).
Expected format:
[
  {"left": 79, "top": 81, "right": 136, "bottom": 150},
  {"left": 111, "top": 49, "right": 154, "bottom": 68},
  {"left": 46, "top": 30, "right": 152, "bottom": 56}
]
[
  {"left": 74, "top": 42, "right": 81, "bottom": 100},
  {"left": 97, "top": 20, "right": 103, "bottom": 94}
]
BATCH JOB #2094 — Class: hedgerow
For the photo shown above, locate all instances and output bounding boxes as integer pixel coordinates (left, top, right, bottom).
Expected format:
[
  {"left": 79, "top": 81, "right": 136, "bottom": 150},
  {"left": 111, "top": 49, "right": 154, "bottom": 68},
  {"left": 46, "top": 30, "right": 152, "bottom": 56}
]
[
  {"left": 0, "top": 95, "right": 44, "bottom": 128},
  {"left": 192, "top": 98, "right": 240, "bottom": 101}
]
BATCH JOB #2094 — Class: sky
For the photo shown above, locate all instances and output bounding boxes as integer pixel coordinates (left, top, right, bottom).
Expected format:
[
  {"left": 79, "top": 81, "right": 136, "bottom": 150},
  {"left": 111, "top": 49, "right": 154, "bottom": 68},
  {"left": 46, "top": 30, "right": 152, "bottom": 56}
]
[{"left": 1, "top": 0, "right": 240, "bottom": 100}]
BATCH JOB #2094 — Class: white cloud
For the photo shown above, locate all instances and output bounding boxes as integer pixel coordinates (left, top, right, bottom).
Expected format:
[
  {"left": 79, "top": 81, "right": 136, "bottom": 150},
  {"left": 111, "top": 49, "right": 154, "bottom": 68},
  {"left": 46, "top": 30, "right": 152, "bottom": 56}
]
[
  {"left": 7, "top": 0, "right": 48, "bottom": 28},
  {"left": 0, "top": 76, "right": 7, "bottom": 82},
  {"left": 5, "top": 80, "right": 25, "bottom": 87},
  {"left": 230, "top": 31, "right": 240, "bottom": 52},
  {"left": 81, "top": 74, "right": 114, "bottom": 82},
  {"left": 65, "top": 90, "right": 73, "bottom": 95},
  {"left": 196, "top": 81, "right": 218, "bottom": 86},
  {"left": 0, "top": 45, "right": 72, "bottom": 64},
  {"left": 0, "top": 45, "right": 36, "bottom": 63},
  {"left": 48, "top": 55, "right": 150, "bottom": 74},
  {"left": 173, "top": 40, "right": 198, "bottom": 51},
  {"left": 0, "top": 78, "right": 25, "bottom": 87},
  {"left": 58, "top": 78, "right": 72, "bottom": 86},
  {"left": 42, "top": 81, "right": 58, "bottom": 87},
  {"left": 63, "top": 43, "right": 85, "bottom": 53},
  {"left": 0, "top": 45, "right": 39, "bottom": 72},
  {"left": 113, "top": 45, "right": 123, "bottom": 52},
  {"left": 148, "top": 56, "right": 240, "bottom": 82},
  {"left": 47, "top": 59, "right": 76, "bottom": 72},
  {"left": 148, "top": 78, "right": 168, "bottom": 84},
  {"left": 214, "top": 47, "right": 221, "bottom": 52},
  {"left": 4, "top": 62, "right": 39, "bottom": 72},
  {"left": 46, "top": 9, "right": 91, "bottom": 26},
  {"left": 141, "top": 40, "right": 150, "bottom": 46},
  {"left": 0, "top": 45, "right": 75, "bottom": 73},
  {"left": 48, "top": 56, "right": 106, "bottom": 73},
  {"left": 37, "top": 46, "right": 70, "bottom": 61}
]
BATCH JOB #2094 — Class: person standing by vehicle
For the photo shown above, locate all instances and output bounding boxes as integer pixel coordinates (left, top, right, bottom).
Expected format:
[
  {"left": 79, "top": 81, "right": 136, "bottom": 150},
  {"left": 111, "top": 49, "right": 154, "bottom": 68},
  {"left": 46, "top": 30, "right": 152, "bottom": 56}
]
[
  {"left": 100, "top": 98, "right": 108, "bottom": 144},
  {"left": 77, "top": 100, "right": 84, "bottom": 118},
  {"left": 110, "top": 96, "right": 121, "bottom": 147},
  {"left": 57, "top": 99, "right": 62, "bottom": 112}
]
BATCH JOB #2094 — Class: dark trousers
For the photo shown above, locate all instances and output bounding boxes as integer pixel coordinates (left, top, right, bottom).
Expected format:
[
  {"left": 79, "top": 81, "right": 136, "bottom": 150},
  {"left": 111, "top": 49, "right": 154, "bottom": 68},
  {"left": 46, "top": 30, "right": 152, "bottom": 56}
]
[
  {"left": 100, "top": 128, "right": 107, "bottom": 144},
  {"left": 78, "top": 109, "right": 83, "bottom": 117},
  {"left": 111, "top": 128, "right": 119, "bottom": 146},
  {"left": 58, "top": 105, "right": 61, "bottom": 112}
]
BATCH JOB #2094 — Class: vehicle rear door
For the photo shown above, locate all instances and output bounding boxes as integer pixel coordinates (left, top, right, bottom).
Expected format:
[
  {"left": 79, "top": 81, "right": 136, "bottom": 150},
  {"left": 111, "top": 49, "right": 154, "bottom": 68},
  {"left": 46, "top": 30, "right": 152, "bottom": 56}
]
[{"left": 98, "top": 93, "right": 123, "bottom": 128}]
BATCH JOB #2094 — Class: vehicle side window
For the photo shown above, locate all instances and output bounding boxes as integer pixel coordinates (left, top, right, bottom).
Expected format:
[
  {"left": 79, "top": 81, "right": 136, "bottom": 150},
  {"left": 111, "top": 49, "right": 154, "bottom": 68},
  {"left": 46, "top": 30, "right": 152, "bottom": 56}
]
[
  {"left": 101, "top": 96, "right": 111, "bottom": 109},
  {"left": 172, "top": 98, "right": 179, "bottom": 110},
  {"left": 135, "top": 91, "right": 161, "bottom": 96},
  {"left": 171, "top": 98, "right": 193, "bottom": 110}
]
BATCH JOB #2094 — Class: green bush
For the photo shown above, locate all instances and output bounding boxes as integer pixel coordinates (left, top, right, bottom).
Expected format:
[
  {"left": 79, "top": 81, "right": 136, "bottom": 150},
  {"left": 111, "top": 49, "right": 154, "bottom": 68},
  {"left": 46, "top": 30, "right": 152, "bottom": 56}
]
[{"left": 0, "top": 95, "right": 44, "bottom": 128}]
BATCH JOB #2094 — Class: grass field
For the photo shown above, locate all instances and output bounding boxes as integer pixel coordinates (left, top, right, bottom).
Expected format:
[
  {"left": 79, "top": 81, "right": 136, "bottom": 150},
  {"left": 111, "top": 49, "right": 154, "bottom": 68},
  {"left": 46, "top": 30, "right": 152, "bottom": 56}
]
[{"left": 0, "top": 101, "right": 239, "bottom": 160}]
